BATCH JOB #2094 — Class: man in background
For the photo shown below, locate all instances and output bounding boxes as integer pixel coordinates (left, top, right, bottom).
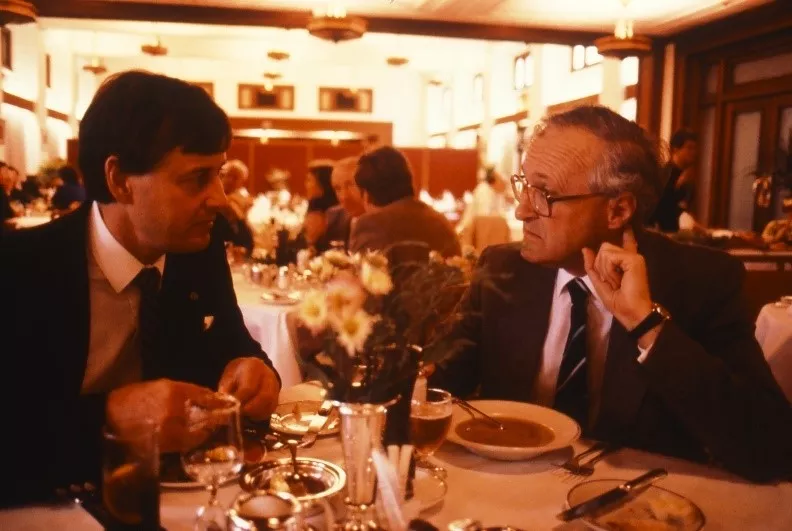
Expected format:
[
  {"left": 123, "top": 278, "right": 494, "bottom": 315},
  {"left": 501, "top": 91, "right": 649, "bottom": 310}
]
[
  {"left": 326, "top": 156, "right": 365, "bottom": 248},
  {"left": 648, "top": 128, "right": 698, "bottom": 232}
]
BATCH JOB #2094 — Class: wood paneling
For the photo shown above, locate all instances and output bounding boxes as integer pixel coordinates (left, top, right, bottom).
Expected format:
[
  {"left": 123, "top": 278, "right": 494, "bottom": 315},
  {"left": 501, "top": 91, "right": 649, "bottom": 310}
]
[
  {"left": 238, "top": 84, "right": 294, "bottom": 110},
  {"left": 319, "top": 88, "right": 373, "bottom": 113},
  {"left": 494, "top": 111, "right": 528, "bottom": 126},
  {"left": 426, "top": 149, "right": 478, "bottom": 198},
  {"left": 229, "top": 116, "right": 393, "bottom": 145},
  {"left": 635, "top": 44, "right": 665, "bottom": 138},
  {"left": 546, "top": 95, "right": 600, "bottom": 115},
  {"left": 35, "top": 0, "right": 605, "bottom": 45},
  {"left": 2, "top": 92, "right": 70, "bottom": 122}
]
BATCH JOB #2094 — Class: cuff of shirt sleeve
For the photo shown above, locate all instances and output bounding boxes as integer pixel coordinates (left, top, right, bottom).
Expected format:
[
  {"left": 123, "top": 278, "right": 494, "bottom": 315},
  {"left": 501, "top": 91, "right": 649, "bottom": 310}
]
[{"left": 636, "top": 343, "right": 654, "bottom": 363}]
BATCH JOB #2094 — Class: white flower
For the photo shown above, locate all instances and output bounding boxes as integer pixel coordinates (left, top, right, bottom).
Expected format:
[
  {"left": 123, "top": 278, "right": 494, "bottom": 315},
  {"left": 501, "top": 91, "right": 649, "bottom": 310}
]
[
  {"left": 297, "top": 290, "right": 329, "bottom": 334},
  {"left": 333, "top": 309, "right": 376, "bottom": 357},
  {"left": 363, "top": 251, "right": 388, "bottom": 270},
  {"left": 324, "top": 250, "right": 353, "bottom": 268},
  {"left": 325, "top": 276, "right": 366, "bottom": 319},
  {"left": 361, "top": 261, "right": 393, "bottom": 295}
]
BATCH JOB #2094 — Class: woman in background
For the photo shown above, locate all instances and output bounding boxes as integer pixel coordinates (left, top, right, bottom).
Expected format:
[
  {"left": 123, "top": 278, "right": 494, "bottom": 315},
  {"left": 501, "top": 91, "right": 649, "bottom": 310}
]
[
  {"left": 51, "top": 165, "right": 86, "bottom": 215},
  {"left": 304, "top": 160, "right": 338, "bottom": 211}
]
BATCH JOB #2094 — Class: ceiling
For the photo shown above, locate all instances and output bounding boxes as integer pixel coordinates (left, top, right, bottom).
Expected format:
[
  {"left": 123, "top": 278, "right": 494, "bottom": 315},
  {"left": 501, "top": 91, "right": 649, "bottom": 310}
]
[{"left": 34, "top": 0, "right": 773, "bottom": 43}]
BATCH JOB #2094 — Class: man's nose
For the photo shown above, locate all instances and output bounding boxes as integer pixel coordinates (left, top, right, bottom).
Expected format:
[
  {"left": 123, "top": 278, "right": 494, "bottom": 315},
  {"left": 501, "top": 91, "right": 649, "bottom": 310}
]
[
  {"left": 515, "top": 198, "right": 536, "bottom": 222},
  {"left": 205, "top": 174, "right": 228, "bottom": 210}
]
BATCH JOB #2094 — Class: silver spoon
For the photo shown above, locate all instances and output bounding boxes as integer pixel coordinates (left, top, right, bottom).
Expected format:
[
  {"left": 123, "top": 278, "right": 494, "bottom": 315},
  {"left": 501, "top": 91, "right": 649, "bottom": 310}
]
[{"left": 453, "top": 398, "right": 504, "bottom": 430}]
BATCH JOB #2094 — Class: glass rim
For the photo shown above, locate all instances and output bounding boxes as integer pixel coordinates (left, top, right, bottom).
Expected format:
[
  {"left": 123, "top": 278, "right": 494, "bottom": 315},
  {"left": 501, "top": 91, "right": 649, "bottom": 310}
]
[
  {"left": 185, "top": 391, "right": 241, "bottom": 416},
  {"left": 102, "top": 418, "right": 159, "bottom": 442},
  {"left": 420, "top": 387, "right": 453, "bottom": 405}
]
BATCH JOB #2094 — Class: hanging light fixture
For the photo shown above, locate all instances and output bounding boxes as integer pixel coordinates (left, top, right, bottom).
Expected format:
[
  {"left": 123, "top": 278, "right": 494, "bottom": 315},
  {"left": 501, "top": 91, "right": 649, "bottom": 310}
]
[
  {"left": 594, "top": 0, "right": 651, "bottom": 59},
  {"left": 82, "top": 56, "right": 107, "bottom": 76},
  {"left": 267, "top": 50, "right": 290, "bottom": 62},
  {"left": 262, "top": 71, "right": 281, "bottom": 91},
  {"left": 307, "top": 3, "right": 366, "bottom": 43},
  {"left": 0, "top": 0, "right": 36, "bottom": 26},
  {"left": 141, "top": 36, "right": 168, "bottom": 56},
  {"left": 386, "top": 56, "right": 409, "bottom": 67}
]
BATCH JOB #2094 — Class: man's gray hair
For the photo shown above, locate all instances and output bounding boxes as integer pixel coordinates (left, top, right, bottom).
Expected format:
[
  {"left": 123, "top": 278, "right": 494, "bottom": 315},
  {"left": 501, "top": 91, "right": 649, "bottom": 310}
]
[
  {"left": 537, "top": 105, "right": 667, "bottom": 224},
  {"left": 223, "top": 159, "right": 249, "bottom": 179}
]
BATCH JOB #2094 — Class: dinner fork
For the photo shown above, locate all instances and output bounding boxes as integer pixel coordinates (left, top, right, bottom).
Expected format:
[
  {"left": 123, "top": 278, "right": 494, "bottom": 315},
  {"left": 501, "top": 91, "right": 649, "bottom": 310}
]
[
  {"left": 559, "top": 444, "right": 620, "bottom": 482},
  {"left": 554, "top": 442, "right": 608, "bottom": 477}
]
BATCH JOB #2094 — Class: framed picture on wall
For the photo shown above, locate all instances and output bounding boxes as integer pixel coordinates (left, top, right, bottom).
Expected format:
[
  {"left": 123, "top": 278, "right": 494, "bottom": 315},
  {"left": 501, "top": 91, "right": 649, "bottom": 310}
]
[
  {"left": 238, "top": 84, "right": 294, "bottom": 110},
  {"left": 319, "top": 88, "right": 373, "bottom": 113}
]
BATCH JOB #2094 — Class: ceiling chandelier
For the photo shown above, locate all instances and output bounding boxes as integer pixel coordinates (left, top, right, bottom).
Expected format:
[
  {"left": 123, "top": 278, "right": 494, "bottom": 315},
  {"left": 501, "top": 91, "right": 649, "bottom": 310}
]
[
  {"left": 141, "top": 36, "right": 168, "bottom": 56},
  {"left": 0, "top": 0, "right": 36, "bottom": 26},
  {"left": 307, "top": 3, "right": 366, "bottom": 43},
  {"left": 267, "top": 50, "right": 290, "bottom": 62},
  {"left": 82, "top": 57, "right": 107, "bottom": 75},
  {"left": 262, "top": 71, "right": 282, "bottom": 91},
  {"left": 594, "top": 0, "right": 651, "bottom": 59}
]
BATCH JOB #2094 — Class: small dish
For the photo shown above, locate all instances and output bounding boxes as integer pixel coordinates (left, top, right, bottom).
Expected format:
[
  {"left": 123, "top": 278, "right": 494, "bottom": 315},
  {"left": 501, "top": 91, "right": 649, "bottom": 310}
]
[
  {"left": 567, "top": 479, "right": 705, "bottom": 531},
  {"left": 260, "top": 289, "right": 301, "bottom": 305},
  {"left": 160, "top": 435, "right": 265, "bottom": 490},
  {"left": 403, "top": 468, "right": 447, "bottom": 517},
  {"left": 270, "top": 401, "right": 341, "bottom": 436},
  {"left": 446, "top": 400, "right": 580, "bottom": 461}
]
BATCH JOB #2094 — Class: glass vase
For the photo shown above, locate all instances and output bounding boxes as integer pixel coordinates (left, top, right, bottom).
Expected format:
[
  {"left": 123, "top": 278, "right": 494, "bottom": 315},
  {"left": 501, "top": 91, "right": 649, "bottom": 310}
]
[{"left": 334, "top": 401, "right": 388, "bottom": 531}]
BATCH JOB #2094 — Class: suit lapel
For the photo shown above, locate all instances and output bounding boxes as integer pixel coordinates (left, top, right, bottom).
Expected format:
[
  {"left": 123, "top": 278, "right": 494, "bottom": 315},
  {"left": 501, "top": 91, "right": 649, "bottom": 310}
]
[{"left": 595, "top": 230, "right": 678, "bottom": 435}]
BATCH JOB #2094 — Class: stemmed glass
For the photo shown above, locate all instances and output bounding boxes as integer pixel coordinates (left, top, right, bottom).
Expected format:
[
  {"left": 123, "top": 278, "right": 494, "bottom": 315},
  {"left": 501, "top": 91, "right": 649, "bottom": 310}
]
[
  {"left": 409, "top": 388, "right": 453, "bottom": 478},
  {"left": 181, "top": 393, "right": 244, "bottom": 530}
]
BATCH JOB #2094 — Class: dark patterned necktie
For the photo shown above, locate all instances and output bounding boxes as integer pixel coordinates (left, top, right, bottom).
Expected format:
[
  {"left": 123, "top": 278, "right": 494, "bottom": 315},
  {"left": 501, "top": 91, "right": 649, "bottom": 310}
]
[
  {"left": 133, "top": 267, "right": 162, "bottom": 380},
  {"left": 554, "top": 277, "right": 590, "bottom": 428}
]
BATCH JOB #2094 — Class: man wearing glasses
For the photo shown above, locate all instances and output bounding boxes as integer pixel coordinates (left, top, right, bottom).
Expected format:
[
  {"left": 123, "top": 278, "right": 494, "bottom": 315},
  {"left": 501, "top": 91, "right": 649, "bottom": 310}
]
[{"left": 434, "top": 106, "right": 791, "bottom": 482}]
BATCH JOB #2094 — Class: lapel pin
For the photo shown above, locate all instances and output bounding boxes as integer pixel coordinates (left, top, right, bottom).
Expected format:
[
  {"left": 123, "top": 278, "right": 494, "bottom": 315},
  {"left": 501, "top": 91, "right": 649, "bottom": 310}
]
[{"left": 203, "top": 315, "right": 215, "bottom": 331}]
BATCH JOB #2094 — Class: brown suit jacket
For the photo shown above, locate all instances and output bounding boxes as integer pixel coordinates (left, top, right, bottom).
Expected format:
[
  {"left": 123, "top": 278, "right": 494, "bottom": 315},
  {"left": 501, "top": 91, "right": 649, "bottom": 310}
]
[
  {"left": 349, "top": 197, "right": 461, "bottom": 257},
  {"left": 433, "top": 230, "right": 792, "bottom": 482}
]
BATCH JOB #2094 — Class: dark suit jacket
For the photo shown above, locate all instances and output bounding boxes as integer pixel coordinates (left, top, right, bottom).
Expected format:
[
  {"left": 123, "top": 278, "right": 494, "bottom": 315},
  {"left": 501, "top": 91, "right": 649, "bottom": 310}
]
[
  {"left": 325, "top": 205, "right": 352, "bottom": 248},
  {"left": 349, "top": 197, "right": 461, "bottom": 258},
  {"left": 433, "top": 230, "right": 792, "bottom": 482},
  {"left": 0, "top": 204, "right": 278, "bottom": 506}
]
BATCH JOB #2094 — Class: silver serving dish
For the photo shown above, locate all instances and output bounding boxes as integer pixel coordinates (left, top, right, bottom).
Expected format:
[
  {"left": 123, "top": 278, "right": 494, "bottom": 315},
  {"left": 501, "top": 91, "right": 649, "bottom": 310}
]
[
  {"left": 228, "top": 490, "right": 303, "bottom": 531},
  {"left": 240, "top": 457, "right": 347, "bottom": 529}
]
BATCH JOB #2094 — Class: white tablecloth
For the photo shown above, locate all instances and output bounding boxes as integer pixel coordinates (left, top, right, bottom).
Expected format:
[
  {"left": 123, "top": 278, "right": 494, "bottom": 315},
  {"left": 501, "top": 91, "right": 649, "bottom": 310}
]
[
  {"left": 9, "top": 215, "right": 51, "bottom": 229},
  {"left": 756, "top": 302, "right": 792, "bottom": 401},
  {"left": 233, "top": 273, "right": 303, "bottom": 388},
  {"left": 168, "top": 383, "right": 792, "bottom": 530}
]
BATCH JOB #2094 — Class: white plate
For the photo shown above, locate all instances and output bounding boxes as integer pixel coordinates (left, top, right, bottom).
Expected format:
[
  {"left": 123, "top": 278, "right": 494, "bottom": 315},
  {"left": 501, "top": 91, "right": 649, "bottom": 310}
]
[
  {"left": 446, "top": 400, "right": 580, "bottom": 461},
  {"left": 567, "top": 479, "right": 705, "bottom": 531},
  {"left": 400, "top": 468, "right": 447, "bottom": 519},
  {"left": 271, "top": 401, "right": 341, "bottom": 436},
  {"left": 260, "top": 291, "right": 301, "bottom": 305}
]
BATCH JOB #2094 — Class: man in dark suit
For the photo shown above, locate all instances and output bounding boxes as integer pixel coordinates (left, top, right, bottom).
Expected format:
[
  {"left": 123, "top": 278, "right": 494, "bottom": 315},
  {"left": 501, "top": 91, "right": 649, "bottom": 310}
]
[
  {"left": 325, "top": 157, "right": 365, "bottom": 248},
  {"left": 433, "top": 106, "right": 792, "bottom": 482},
  {"left": 1, "top": 71, "right": 280, "bottom": 506},
  {"left": 349, "top": 146, "right": 461, "bottom": 257}
]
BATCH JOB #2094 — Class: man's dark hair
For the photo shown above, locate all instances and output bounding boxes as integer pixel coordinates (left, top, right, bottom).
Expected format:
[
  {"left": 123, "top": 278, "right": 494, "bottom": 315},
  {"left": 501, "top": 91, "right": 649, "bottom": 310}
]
[
  {"left": 58, "top": 165, "right": 80, "bottom": 185},
  {"left": 669, "top": 128, "right": 697, "bottom": 151},
  {"left": 538, "top": 105, "right": 665, "bottom": 224},
  {"left": 306, "top": 197, "right": 330, "bottom": 214},
  {"left": 355, "top": 146, "right": 414, "bottom": 207},
  {"left": 79, "top": 70, "right": 231, "bottom": 203}
]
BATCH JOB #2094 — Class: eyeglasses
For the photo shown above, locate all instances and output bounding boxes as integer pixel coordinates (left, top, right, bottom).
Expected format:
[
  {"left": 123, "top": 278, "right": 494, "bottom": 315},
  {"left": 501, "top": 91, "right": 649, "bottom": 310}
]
[{"left": 510, "top": 174, "right": 609, "bottom": 217}]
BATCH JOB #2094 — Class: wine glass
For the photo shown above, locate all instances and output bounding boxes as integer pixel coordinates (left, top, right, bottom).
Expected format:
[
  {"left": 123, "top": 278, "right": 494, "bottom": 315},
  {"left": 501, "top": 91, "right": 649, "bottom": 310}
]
[
  {"left": 181, "top": 393, "right": 244, "bottom": 530},
  {"left": 409, "top": 388, "right": 453, "bottom": 478}
]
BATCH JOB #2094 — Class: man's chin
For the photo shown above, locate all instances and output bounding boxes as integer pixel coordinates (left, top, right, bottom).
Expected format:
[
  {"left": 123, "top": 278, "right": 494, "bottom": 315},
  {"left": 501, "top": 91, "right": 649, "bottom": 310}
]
[{"left": 170, "top": 233, "right": 212, "bottom": 254}]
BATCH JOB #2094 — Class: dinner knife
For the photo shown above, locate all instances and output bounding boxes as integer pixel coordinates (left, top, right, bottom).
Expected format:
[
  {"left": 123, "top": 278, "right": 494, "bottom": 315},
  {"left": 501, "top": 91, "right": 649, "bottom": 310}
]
[
  {"left": 557, "top": 468, "right": 668, "bottom": 522},
  {"left": 298, "top": 399, "right": 335, "bottom": 448}
]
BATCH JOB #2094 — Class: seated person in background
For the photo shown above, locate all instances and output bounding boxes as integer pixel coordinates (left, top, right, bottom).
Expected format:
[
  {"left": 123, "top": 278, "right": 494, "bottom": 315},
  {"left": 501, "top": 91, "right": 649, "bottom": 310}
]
[
  {"left": 761, "top": 197, "right": 792, "bottom": 249},
  {"left": 0, "top": 70, "right": 281, "bottom": 507},
  {"left": 646, "top": 128, "right": 697, "bottom": 232},
  {"left": 432, "top": 106, "right": 792, "bottom": 482},
  {"left": 305, "top": 159, "right": 338, "bottom": 211},
  {"left": 457, "top": 166, "right": 508, "bottom": 234},
  {"left": 216, "top": 159, "right": 255, "bottom": 256},
  {"left": 326, "top": 156, "right": 365, "bottom": 248},
  {"left": 1, "top": 162, "right": 18, "bottom": 225},
  {"left": 302, "top": 198, "right": 331, "bottom": 255},
  {"left": 349, "top": 146, "right": 461, "bottom": 258},
  {"left": 51, "top": 164, "right": 87, "bottom": 214}
]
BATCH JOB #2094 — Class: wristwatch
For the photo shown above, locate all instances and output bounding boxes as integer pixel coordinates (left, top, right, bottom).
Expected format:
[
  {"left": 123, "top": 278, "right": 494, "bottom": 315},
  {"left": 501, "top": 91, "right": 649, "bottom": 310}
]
[{"left": 628, "top": 303, "right": 671, "bottom": 341}]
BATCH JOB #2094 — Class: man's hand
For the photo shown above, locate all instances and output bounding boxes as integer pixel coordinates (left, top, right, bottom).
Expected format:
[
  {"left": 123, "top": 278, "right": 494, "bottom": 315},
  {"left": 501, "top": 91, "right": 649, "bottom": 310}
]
[
  {"left": 107, "top": 379, "right": 215, "bottom": 453},
  {"left": 218, "top": 357, "right": 280, "bottom": 421},
  {"left": 582, "top": 227, "right": 653, "bottom": 334}
]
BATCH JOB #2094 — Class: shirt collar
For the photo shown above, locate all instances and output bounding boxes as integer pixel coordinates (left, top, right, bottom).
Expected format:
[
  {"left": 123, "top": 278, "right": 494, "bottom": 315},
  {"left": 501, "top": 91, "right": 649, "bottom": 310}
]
[
  {"left": 556, "top": 269, "right": 604, "bottom": 307},
  {"left": 89, "top": 201, "right": 166, "bottom": 294}
]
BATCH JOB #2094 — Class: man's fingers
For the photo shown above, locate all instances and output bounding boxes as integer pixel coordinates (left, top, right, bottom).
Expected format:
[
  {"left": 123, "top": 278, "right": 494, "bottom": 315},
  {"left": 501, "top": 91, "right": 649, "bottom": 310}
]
[
  {"left": 583, "top": 248, "right": 613, "bottom": 298},
  {"left": 241, "top": 388, "right": 277, "bottom": 421},
  {"left": 594, "top": 247, "right": 623, "bottom": 291},
  {"left": 230, "top": 368, "right": 263, "bottom": 406},
  {"left": 623, "top": 226, "right": 638, "bottom": 252}
]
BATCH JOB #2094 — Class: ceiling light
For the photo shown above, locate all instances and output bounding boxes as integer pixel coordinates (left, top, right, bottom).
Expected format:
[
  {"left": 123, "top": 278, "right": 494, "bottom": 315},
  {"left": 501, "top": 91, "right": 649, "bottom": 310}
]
[
  {"left": 594, "top": 0, "right": 651, "bottom": 59},
  {"left": 386, "top": 56, "right": 409, "bottom": 67},
  {"left": 141, "top": 36, "right": 167, "bottom": 56},
  {"left": 267, "top": 50, "right": 290, "bottom": 62},
  {"left": 82, "top": 57, "right": 107, "bottom": 75},
  {"left": 307, "top": 3, "right": 366, "bottom": 43},
  {"left": 0, "top": 0, "right": 36, "bottom": 26}
]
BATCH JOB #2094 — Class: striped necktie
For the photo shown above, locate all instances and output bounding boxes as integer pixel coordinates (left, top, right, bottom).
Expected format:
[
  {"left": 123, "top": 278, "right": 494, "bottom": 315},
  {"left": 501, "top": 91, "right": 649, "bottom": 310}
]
[
  {"left": 134, "top": 267, "right": 162, "bottom": 380},
  {"left": 553, "top": 277, "right": 590, "bottom": 428}
]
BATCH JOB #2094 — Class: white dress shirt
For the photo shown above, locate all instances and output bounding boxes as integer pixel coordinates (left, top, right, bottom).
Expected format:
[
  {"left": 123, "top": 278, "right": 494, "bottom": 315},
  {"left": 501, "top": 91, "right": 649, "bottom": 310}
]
[{"left": 81, "top": 201, "right": 165, "bottom": 394}]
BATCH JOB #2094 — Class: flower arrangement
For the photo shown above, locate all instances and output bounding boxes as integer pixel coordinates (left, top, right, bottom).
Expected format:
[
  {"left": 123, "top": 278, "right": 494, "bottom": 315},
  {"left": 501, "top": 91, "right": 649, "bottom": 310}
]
[{"left": 296, "top": 245, "right": 478, "bottom": 403}]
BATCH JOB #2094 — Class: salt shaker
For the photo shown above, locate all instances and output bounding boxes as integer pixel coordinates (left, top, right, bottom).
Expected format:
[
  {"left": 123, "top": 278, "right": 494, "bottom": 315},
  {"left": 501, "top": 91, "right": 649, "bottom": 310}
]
[{"left": 277, "top": 266, "right": 290, "bottom": 291}]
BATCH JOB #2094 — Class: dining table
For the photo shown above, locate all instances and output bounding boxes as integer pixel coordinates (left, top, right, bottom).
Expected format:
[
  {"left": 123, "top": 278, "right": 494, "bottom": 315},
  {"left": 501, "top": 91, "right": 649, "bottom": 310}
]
[
  {"left": 756, "top": 301, "right": 792, "bottom": 402},
  {"left": 3, "top": 382, "right": 790, "bottom": 531}
]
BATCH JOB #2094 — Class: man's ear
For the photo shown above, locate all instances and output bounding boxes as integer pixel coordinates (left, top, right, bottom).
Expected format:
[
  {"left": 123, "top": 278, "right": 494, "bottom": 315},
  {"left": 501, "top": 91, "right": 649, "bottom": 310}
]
[
  {"left": 607, "top": 191, "right": 637, "bottom": 230},
  {"left": 104, "top": 155, "right": 133, "bottom": 204}
]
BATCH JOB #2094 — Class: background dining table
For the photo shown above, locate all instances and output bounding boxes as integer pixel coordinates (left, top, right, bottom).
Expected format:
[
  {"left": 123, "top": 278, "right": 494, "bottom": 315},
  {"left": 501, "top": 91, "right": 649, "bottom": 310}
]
[
  {"left": 4, "top": 383, "right": 789, "bottom": 531},
  {"left": 232, "top": 271, "right": 303, "bottom": 388}
]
